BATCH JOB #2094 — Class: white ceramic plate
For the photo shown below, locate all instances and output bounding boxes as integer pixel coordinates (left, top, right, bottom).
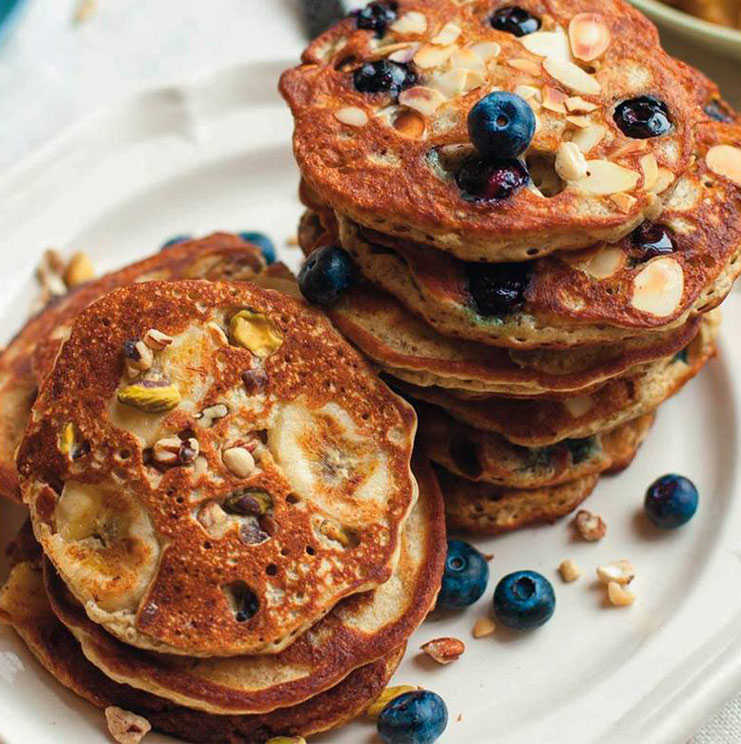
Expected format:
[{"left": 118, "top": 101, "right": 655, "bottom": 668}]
[{"left": 1, "top": 62, "right": 740, "bottom": 744}]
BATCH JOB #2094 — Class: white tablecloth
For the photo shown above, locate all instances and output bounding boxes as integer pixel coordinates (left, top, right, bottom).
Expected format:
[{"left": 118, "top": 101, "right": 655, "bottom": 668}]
[{"left": 0, "top": 1, "right": 738, "bottom": 740}]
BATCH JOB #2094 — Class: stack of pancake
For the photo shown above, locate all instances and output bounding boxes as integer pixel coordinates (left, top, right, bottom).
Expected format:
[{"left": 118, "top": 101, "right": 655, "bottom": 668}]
[
  {"left": 281, "top": 0, "right": 741, "bottom": 534},
  {"left": 0, "top": 235, "right": 446, "bottom": 742}
]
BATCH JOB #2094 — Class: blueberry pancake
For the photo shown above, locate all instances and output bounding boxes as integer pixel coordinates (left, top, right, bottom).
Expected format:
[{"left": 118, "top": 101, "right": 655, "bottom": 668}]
[
  {"left": 0, "top": 234, "right": 269, "bottom": 504},
  {"left": 0, "top": 551, "right": 405, "bottom": 743},
  {"left": 418, "top": 403, "right": 654, "bottom": 488},
  {"left": 18, "top": 280, "right": 419, "bottom": 658},
  {"left": 39, "top": 459, "right": 444, "bottom": 715},
  {"left": 398, "top": 309, "right": 718, "bottom": 445},
  {"left": 438, "top": 466, "right": 600, "bottom": 534},
  {"left": 281, "top": 0, "right": 700, "bottom": 261}
]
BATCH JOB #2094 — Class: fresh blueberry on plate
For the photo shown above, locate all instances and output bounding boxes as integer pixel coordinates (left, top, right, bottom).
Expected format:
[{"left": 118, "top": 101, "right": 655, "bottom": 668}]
[
  {"left": 377, "top": 690, "right": 448, "bottom": 744},
  {"left": 356, "top": 1, "right": 397, "bottom": 36},
  {"left": 493, "top": 570, "right": 555, "bottom": 630},
  {"left": 161, "top": 234, "right": 191, "bottom": 249},
  {"left": 239, "top": 231, "right": 276, "bottom": 264},
  {"left": 437, "top": 539, "right": 489, "bottom": 609},
  {"left": 466, "top": 261, "right": 531, "bottom": 317},
  {"left": 298, "top": 244, "right": 354, "bottom": 305},
  {"left": 455, "top": 157, "right": 530, "bottom": 202},
  {"left": 490, "top": 6, "right": 541, "bottom": 36},
  {"left": 614, "top": 96, "right": 672, "bottom": 139},
  {"left": 468, "top": 91, "right": 536, "bottom": 159},
  {"left": 353, "top": 59, "right": 417, "bottom": 97},
  {"left": 644, "top": 474, "right": 699, "bottom": 528}
]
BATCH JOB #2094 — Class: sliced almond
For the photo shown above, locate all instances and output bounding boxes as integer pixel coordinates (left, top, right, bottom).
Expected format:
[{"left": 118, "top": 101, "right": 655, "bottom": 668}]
[
  {"left": 565, "top": 96, "right": 598, "bottom": 113},
  {"left": 555, "top": 141, "right": 588, "bottom": 181},
  {"left": 450, "top": 47, "right": 486, "bottom": 73},
  {"left": 335, "top": 106, "right": 368, "bottom": 127},
  {"left": 566, "top": 114, "right": 592, "bottom": 128},
  {"left": 639, "top": 153, "right": 659, "bottom": 191},
  {"left": 507, "top": 57, "right": 542, "bottom": 75},
  {"left": 610, "top": 192, "right": 637, "bottom": 213},
  {"left": 391, "top": 11, "right": 427, "bottom": 35},
  {"left": 652, "top": 167, "right": 676, "bottom": 194},
  {"left": 582, "top": 246, "right": 625, "bottom": 279},
  {"left": 568, "top": 13, "right": 611, "bottom": 61},
  {"left": 706, "top": 144, "right": 741, "bottom": 186},
  {"left": 571, "top": 160, "right": 639, "bottom": 195},
  {"left": 514, "top": 84, "right": 542, "bottom": 103},
  {"left": 570, "top": 124, "right": 606, "bottom": 153},
  {"left": 387, "top": 42, "right": 420, "bottom": 63},
  {"left": 394, "top": 109, "right": 426, "bottom": 138},
  {"left": 468, "top": 40, "right": 501, "bottom": 62},
  {"left": 563, "top": 394, "right": 594, "bottom": 418},
  {"left": 542, "top": 85, "right": 568, "bottom": 113},
  {"left": 431, "top": 21, "right": 461, "bottom": 46},
  {"left": 631, "top": 257, "right": 684, "bottom": 317},
  {"left": 398, "top": 86, "right": 447, "bottom": 116},
  {"left": 543, "top": 56, "right": 601, "bottom": 95},
  {"left": 520, "top": 27, "right": 570, "bottom": 59},
  {"left": 414, "top": 43, "right": 457, "bottom": 69}
]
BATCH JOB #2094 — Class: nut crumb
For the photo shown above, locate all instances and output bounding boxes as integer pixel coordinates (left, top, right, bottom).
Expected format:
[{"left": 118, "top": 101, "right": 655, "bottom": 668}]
[
  {"left": 558, "top": 559, "right": 581, "bottom": 582},
  {"left": 104, "top": 707, "right": 150, "bottom": 744},
  {"left": 607, "top": 581, "right": 635, "bottom": 606},
  {"left": 596, "top": 560, "right": 634, "bottom": 586},
  {"left": 457, "top": 713, "right": 463, "bottom": 722},
  {"left": 421, "top": 637, "right": 465, "bottom": 664},
  {"left": 483, "top": 552, "right": 494, "bottom": 561},
  {"left": 472, "top": 617, "right": 495, "bottom": 638},
  {"left": 64, "top": 252, "right": 95, "bottom": 287},
  {"left": 573, "top": 509, "right": 606, "bottom": 541}
]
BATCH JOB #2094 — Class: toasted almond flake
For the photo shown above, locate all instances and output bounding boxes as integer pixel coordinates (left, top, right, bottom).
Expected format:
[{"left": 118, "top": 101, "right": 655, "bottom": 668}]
[
  {"left": 398, "top": 86, "right": 447, "bottom": 115},
  {"left": 631, "top": 257, "right": 684, "bottom": 317},
  {"left": 391, "top": 11, "right": 427, "bottom": 35},
  {"left": 611, "top": 140, "right": 648, "bottom": 159},
  {"left": 394, "top": 109, "right": 426, "bottom": 138},
  {"left": 542, "top": 85, "right": 568, "bottom": 113},
  {"left": 385, "top": 42, "right": 420, "bottom": 63},
  {"left": 558, "top": 559, "right": 581, "bottom": 582},
  {"left": 570, "top": 123, "right": 605, "bottom": 153},
  {"left": 596, "top": 560, "right": 635, "bottom": 585},
  {"left": 520, "top": 27, "right": 570, "bottom": 59},
  {"left": 555, "top": 141, "right": 588, "bottom": 181},
  {"left": 206, "top": 321, "right": 229, "bottom": 346},
  {"left": 652, "top": 167, "right": 676, "bottom": 194},
  {"left": 582, "top": 246, "right": 625, "bottom": 279},
  {"left": 706, "top": 144, "right": 741, "bottom": 186},
  {"left": 640, "top": 153, "right": 659, "bottom": 191},
  {"left": 569, "top": 13, "right": 611, "bottom": 61},
  {"left": 566, "top": 114, "right": 592, "bottom": 128},
  {"left": 543, "top": 56, "right": 601, "bottom": 95},
  {"left": 514, "top": 84, "right": 542, "bottom": 103},
  {"left": 105, "top": 707, "right": 151, "bottom": 744},
  {"left": 414, "top": 43, "right": 457, "bottom": 68},
  {"left": 610, "top": 192, "right": 637, "bottom": 212},
  {"left": 143, "top": 328, "right": 173, "bottom": 350},
  {"left": 571, "top": 160, "right": 639, "bottom": 195},
  {"left": 565, "top": 96, "right": 598, "bottom": 113},
  {"left": 563, "top": 394, "right": 594, "bottom": 418},
  {"left": 421, "top": 637, "right": 465, "bottom": 664},
  {"left": 508, "top": 57, "right": 541, "bottom": 75},
  {"left": 607, "top": 581, "right": 635, "bottom": 606},
  {"left": 450, "top": 47, "right": 486, "bottom": 73},
  {"left": 468, "top": 40, "right": 501, "bottom": 61},
  {"left": 335, "top": 106, "right": 368, "bottom": 127},
  {"left": 472, "top": 617, "right": 496, "bottom": 638},
  {"left": 431, "top": 21, "right": 461, "bottom": 45}
]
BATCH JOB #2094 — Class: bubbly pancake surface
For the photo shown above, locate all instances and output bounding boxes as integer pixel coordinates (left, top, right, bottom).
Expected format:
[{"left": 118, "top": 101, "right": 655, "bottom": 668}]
[{"left": 18, "top": 279, "right": 419, "bottom": 657}]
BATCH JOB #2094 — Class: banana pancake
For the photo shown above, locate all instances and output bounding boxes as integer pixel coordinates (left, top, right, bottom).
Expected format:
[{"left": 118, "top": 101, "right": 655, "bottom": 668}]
[
  {"left": 438, "top": 466, "right": 600, "bottom": 534},
  {"left": 18, "top": 279, "right": 419, "bottom": 658},
  {"left": 280, "top": 0, "right": 700, "bottom": 261},
  {"left": 40, "top": 458, "right": 444, "bottom": 715},
  {"left": 0, "top": 233, "right": 268, "bottom": 504},
  {"left": 419, "top": 403, "right": 654, "bottom": 488},
  {"left": 398, "top": 310, "right": 718, "bottom": 445},
  {"left": 0, "top": 554, "right": 404, "bottom": 744}
]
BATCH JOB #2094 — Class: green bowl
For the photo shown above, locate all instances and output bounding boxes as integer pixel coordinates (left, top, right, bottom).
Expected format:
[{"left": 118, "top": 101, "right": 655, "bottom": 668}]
[{"left": 630, "top": 0, "right": 741, "bottom": 59}]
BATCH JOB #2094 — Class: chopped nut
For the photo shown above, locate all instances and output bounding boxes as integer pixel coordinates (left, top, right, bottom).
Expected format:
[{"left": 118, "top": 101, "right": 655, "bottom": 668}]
[
  {"left": 543, "top": 56, "right": 601, "bottom": 95},
  {"left": 318, "top": 519, "right": 354, "bottom": 547},
  {"left": 366, "top": 685, "right": 419, "bottom": 718},
  {"left": 507, "top": 57, "right": 541, "bottom": 75},
  {"left": 421, "top": 637, "right": 465, "bottom": 664},
  {"left": 568, "top": 13, "right": 611, "bottom": 61},
  {"left": 414, "top": 43, "right": 457, "bottom": 69},
  {"left": 104, "top": 706, "right": 151, "bottom": 744},
  {"left": 570, "top": 123, "right": 606, "bottom": 153},
  {"left": 36, "top": 249, "right": 67, "bottom": 299},
  {"left": 198, "top": 501, "right": 230, "bottom": 537},
  {"left": 222, "top": 446, "right": 256, "bottom": 478},
  {"left": 59, "top": 422, "right": 76, "bottom": 457},
  {"left": 64, "top": 252, "right": 94, "bottom": 287},
  {"left": 639, "top": 153, "right": 659, "bottom": 191},
  {"left": 197, "top": 403, "right": 229, "bottom": 427},
  {"left": 558, "top": 559, "right": 581, "bottom": 582},
  {"left": 206, "top": 321, "right": 229, "bottom": 346},
  {"left": 117, "top": 376, "right": 180, "bottom": 413},
  {"left": 706, "top": 144, "right": 741, "bottom": 186},
  {"left": 631, "top": 257, "right": 684, "bottom": 317},
  {"left": 596, "top": 560, "right": 635, "bottom": 586},
  {"left": 607, "top": 580, "right": 635, "bottom": 606},
  {"left": 335, "top": 106, "right": 368, "bottom": 127},
  {"left": 609, "top": 192, "right": 637, "bottom": 213},
  {"left": 390, "top": 10, "right": 427, "bottom": 35},
  {"left": 472, "top": 617, "right": 496, "bottom": 638},
  {"left": 580, "top": 246, "right": 625, "bottom": 279},
  {"left": 431, "top": 21, "right": 461, "bottom": 46},
  {"left": 565, "top": 96, "right": 598, "bottom": 113},
  {"left": 449, "top": 47, "right": 486, "bottom": 73},
  {"left": 153, "top": 436, "right": 199, "bottom": 466},
  {"left": 468, "top": 41, "right": 500, "bottom": 62},
  {"left": 387, "top": 42, "right": 420, "bottom": 64},
  {"left": 123, "top": 340, "right": 153, "bottom": 377},
  {"left": 565, "top": 114, "right": 592, "bottom": 128},
  {"left": 542, "top": 85, "right": 568, "bottom": 113},
  {"left": 143, "top": 328, "right": 173, "bottom": 350},
  {"left": 573, "top": 509, "right": 606, "bottom": 541},
  {"left": 652, "top": 167, "right": 676, "bottom": 194},
  {"left": 555, "top": 142, "right": 588, "bottom": 181},
  {"left": 229, "top": 310, "right": 283, "bottom": 358}
]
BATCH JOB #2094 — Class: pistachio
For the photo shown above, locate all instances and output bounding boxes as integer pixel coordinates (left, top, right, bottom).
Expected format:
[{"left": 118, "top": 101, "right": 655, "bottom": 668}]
[
  {"left": 222, "top": 446, "right": 256, "bottom": 478},
  {"left": 335, "top": 106, "right": 368, "bottom": 127},
  {"left": 143, "top": 328, "right": 173, "bottom": 350},
  {"left": 573, "top": 509, "right": 606, "bottom": 541},
  {"left": 153, "top": 436, "right": 199, "bottom": 466},
  {"left": 229, "top": 310, "right": 283, "bottom": 358},
  {"left": 472, "top": 617, "right": 496, "bottom": 638},
  {"left": 421, "top": 637, "right": 465, "bottom": 664},
  {"left": 240, "top": 519, "right": 271, "bottom": 545},
  {"left": 105, "top": 707, "right": 151, "bottom": 744},
  {"left": 223, "top": 488, "right": 272, "bottom": 516},
  {"left": 64, "top": 252, "right": 95, "bottom": 288},
  {"left": 117, "top": 376, "right": 181, "bottom": 413},
  {"left": 367, "top": 686, "right": 420, "bottom": 718}
]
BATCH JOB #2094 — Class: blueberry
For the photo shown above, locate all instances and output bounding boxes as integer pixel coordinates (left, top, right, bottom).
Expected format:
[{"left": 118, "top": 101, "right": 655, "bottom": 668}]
[
  {"left": 468, "top": 92, "right": 535, "bottom": 159},
  {"left": 493, "top": 570, "right": 555, "bottom": 630},
  {"left": 298, "top": 244, "right": 354, "bottom": 305},
  {"left": 238, "top": 231, "right": 276, "bottom": 264},
  {"left": 490, "top": 6, "right": 541, "bottom": 36},
  {"left": 377, "top": 690, "right": 448, "bottom": 744},
  {"left": 455, "top": 157, "right": 529, "bottom": 202},
  {"left": 466, "top": 261, "right": 530, "bottom": 317},
  {"left": 672, "top": 346, "right": 689, "bottom": 364},
  {"left": 614, "top": 96, "right": 672, "bottom": 139},
  {"left": 644, "top": 474, "right": 698, "bottom": 528},
  {"left": 437, "top": 539, "right": 489, "bottom": 609},
  {"left": 353, "top": 60, "right": 416, "bottom": 97},
  {"left": 161, "top": 234, "right": 191, "bottom": 249},
  {"left": 704, "top": 99, "right": 734, "bottom": 123},
  {"left": 563, "top": 437, "right": 596, "bottom": 465},
  {"left": 629, "top": 222, "right": 676, "bottom": 263},
  {"left": 356, "top": 1, "right": 397, "bottom": 36}
]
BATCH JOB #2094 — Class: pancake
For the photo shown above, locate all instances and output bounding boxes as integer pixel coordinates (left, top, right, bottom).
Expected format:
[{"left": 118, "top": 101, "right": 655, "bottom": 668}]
[
  {"left": 438, "top": 466, "right": 600, "bottom": 534},
  {"left": 0, "top": 557, "right": 404, "bottom": 744},
  {"left": 18, "top": 279, "right": 419, "bottom": 658},
  {"left": 0, "top": 233, "right": 269, "bottom": 504},
  {"left": 418, "top": 403, "right": 654, "bottom": 488},
  {"left": 280, "top": 0, "right": 700, "bottom": 261},
  {"left": 398, "top": 310, "right": 718, "bottom": 445},
  {"left": 40, "top": 458, "right": 444, "bottom": 715}
]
